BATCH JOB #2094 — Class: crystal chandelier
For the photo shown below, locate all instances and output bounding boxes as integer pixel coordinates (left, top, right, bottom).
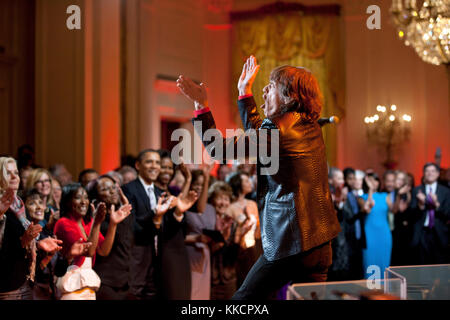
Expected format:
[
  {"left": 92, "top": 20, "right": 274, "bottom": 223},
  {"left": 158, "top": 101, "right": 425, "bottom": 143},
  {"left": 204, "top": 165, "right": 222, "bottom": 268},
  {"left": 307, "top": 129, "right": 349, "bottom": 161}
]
[{"left": 390, "top": 0, "right": 450, "bottom": 66}]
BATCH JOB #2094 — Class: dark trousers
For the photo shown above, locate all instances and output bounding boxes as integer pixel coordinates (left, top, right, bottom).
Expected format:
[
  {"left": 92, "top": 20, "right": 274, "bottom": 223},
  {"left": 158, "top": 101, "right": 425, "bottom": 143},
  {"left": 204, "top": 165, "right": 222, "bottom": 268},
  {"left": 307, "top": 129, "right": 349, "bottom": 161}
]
[
  {"left": 232, "top": 241, "right": 332, "bottom": 300},
  {"left": 96, "top": 283, "right": 130, "bottom": 300},
  {"left": 129, "top": 245, "right": 158, "bottom": 300},
  {"left": 416, "top": 228, "right": 449, "bottom": 265}
]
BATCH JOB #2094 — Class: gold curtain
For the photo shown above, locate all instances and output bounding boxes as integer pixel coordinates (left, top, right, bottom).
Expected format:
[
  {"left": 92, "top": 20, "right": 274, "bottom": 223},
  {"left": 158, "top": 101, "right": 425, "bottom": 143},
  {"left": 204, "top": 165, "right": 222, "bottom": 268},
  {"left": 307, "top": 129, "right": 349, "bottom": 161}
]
[{"left": 231, "top": 12, "right": 345, "bottom": 166}]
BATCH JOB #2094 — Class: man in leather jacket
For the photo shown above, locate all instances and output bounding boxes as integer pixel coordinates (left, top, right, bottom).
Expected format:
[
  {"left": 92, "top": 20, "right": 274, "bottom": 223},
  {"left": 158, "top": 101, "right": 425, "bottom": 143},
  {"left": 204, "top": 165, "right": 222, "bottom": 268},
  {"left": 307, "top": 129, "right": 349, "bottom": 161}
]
[{"left": 177, "top": 55, "right": 341, "bottom": 299}]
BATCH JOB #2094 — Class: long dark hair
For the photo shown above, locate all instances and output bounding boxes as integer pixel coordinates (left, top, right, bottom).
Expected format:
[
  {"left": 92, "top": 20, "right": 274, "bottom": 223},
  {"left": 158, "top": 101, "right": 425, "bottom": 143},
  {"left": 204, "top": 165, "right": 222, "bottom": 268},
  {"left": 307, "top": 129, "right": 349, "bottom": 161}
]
[{"left": 228, "top": 172, "right": 249, "bottom": 199}]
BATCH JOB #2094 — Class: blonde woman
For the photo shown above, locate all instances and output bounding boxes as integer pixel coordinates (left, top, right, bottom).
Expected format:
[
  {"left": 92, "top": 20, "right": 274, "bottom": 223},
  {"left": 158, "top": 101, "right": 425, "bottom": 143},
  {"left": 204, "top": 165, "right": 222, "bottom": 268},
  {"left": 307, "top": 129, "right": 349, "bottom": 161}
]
[
  {"left": 25, "top": 169, "right": 54, "bottom": 207},
  {"left": 0, "top": 157, "right": 62, "bottom": 299}
]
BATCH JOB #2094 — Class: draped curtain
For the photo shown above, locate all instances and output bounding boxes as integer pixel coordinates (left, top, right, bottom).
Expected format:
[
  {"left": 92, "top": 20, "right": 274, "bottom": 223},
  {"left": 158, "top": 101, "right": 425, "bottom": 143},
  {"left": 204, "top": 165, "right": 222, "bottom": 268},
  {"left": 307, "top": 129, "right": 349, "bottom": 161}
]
[{"left": 231, "top": 10, "right": 345, "bottom": 166}]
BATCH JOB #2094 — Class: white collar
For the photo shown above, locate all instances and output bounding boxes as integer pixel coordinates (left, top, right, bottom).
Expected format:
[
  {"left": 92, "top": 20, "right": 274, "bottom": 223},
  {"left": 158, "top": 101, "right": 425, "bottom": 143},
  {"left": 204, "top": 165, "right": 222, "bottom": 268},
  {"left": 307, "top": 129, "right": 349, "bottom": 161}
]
[
  {"left": 138, "top": 175, "right": 154, "bottom": 191},
  {"left": 425, "top": 181, "right": 437, "bottom": 194}
]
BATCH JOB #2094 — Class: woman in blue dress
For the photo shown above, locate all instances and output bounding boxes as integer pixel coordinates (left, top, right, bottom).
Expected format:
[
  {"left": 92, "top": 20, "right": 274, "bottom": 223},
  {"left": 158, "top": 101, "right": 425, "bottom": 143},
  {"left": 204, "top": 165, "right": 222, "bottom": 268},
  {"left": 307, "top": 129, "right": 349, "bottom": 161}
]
[{"left": 359, "top": 173, "right": 393, "bottom": 279}]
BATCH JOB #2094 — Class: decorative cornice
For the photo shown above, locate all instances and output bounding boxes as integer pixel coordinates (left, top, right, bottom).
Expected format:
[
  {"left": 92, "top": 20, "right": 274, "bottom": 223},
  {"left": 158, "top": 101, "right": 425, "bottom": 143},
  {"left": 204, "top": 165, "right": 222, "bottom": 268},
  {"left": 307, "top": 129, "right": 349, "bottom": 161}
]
[{"left": 230, "top": 1, "right": 341, "bottom": 21}]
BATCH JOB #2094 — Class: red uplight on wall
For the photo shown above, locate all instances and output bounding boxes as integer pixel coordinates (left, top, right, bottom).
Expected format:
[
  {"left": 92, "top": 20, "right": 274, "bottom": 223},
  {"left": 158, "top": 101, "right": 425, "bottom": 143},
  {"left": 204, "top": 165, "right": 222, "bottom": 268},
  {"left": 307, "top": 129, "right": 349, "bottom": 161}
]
[{"left": 203, "top": 24, "right": 232, "bottom": 31}]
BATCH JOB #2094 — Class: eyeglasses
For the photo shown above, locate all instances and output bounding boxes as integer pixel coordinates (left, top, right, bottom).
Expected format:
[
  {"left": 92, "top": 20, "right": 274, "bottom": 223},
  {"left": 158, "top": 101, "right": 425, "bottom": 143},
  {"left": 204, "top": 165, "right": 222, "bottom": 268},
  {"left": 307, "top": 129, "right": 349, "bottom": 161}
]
[{"left": 36, "top": 179, "right": 51, "bottom": 185}]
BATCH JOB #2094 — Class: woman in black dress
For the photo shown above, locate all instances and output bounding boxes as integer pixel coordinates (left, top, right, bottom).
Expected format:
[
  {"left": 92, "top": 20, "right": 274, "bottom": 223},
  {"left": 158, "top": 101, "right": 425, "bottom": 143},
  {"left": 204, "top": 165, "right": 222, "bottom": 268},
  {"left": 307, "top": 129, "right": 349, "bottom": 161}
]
[{"left": 153, "top": 150, "right": 196, "bottom": 299}]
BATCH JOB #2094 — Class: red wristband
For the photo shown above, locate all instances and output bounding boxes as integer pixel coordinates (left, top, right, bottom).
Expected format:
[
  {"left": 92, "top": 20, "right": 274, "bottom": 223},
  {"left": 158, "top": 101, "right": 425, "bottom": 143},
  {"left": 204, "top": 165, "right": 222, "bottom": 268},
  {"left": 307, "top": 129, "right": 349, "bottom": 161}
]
[
  {"left": 238, "top": 94, "right": 253, "bottom": 100},
  {"left": 194, "top": 107, "right": 210, "bottom": 117}
]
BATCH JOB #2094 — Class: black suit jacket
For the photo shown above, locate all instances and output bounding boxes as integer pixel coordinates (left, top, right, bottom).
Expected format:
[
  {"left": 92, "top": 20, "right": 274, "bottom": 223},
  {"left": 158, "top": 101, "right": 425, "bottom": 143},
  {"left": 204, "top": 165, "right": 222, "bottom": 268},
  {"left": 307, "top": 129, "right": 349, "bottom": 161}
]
[
  {"left": 122, "top": 178, "right": 158, "bottom": 247},
  {"left": 410, "top": 184, "right": 450, "bottom": 248},
  {"left": 0, "top": 210, "right": 30, "bottom": 292}
]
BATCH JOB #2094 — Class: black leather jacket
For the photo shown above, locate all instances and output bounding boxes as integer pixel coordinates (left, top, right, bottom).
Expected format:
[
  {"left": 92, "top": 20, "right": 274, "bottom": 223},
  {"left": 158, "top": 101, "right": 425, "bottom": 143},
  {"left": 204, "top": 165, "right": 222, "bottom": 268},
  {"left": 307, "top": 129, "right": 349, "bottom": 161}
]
[{"left": 192, "top": 96, "right": 340, "bottom": 261}]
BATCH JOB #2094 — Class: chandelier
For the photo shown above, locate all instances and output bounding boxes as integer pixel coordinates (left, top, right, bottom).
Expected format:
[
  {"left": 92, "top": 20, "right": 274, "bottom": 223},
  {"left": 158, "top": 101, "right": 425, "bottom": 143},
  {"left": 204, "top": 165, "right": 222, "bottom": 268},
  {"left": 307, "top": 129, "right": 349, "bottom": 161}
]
[
  {"left": 364, "top": 104, "right": 412, "bottom": 169},
  {"left": 390, "top": 0, "right": 450, "bottom": 66}
]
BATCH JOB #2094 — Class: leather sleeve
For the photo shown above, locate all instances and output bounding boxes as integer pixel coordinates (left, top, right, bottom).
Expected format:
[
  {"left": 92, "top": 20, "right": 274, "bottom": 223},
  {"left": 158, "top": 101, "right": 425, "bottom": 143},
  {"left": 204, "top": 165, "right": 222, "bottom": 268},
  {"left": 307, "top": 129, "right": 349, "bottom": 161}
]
[{"left": 237, "top": 96, "right": 263, "bottom": 130}]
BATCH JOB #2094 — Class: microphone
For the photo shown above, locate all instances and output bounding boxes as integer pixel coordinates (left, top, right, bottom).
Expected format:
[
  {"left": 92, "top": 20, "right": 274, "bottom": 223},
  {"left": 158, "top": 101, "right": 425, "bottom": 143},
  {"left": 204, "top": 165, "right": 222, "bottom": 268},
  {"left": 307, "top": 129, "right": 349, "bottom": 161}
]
[{"left": 318, "top": 116, "right": 339, "bottom": 127}]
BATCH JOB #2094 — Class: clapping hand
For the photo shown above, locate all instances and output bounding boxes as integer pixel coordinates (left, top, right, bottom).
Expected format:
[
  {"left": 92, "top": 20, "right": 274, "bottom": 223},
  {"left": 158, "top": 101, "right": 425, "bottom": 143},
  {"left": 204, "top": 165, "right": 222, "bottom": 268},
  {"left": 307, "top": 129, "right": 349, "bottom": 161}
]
[
  {"left": 398, "top": 184, "right": 410, "bottom": 195},
  {"left": 416, "top": 190, "right": 426, "bottom": 206},
  {"left": 176, "top": 190, "right": 198, "bottom": 213},
  {"left": 0, "top": 188, "right": 15, "bottom": 217},
  {"left": 67, "top": 238, "right": 93, "bottom": 260},
  {"left": 235, "top": 218, "right": 254, "bottom": 242},
  {"left": 155, "top": 193, "right": 175, "bottom": 218},
  {"left": 109, "top": 203, "right": 132, "bottom": 225},
  {"left": 238, "top": 55, "right": 260, "bottom": 96},
  {"left": 197, "top": 234, "right": 212, "bottom": 244},
  {"left": 176, "top": 75, "right": 208, "bottom": 109},
  {"left": 21, "top": 222, "right": 42, "bottom": 248},
  {"left": 216, "top": 215, "right": 234, "bottom": 241},
  {"left": 92, "top": 202, "right": 107, "bottom": 226},
  {"left": 37, "top": 237, "right": 63, "bottom": 254},
  {"left": 334, "top": 186, "right": 348, "bottom": 204},
  {"left": 430, "top": 193, "right": 440, "bottom": 209}
]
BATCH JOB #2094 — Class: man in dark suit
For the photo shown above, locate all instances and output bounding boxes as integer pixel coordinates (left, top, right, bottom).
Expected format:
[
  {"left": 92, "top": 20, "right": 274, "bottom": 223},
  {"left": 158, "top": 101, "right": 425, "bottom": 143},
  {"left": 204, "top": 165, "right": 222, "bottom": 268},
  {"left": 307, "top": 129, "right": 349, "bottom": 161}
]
[
  {"left": 122, "top": 149, "right": 170, "bottom": 300},
  {"left": 122, "top": 149, "right": 196, "bottom": 300},
  {"left": 177, "top": 55, "right": 340, "bottom": 299},
  {"left": 410, "top": 162, "right": 450, "bottom": 265}
]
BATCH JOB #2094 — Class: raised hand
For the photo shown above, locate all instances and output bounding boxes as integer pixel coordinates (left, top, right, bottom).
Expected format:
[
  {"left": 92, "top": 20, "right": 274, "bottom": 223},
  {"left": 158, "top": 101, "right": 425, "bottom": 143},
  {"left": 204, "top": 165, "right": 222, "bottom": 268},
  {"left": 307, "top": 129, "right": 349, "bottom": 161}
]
[
  {"left": 202, "top": 160, "right": 215, "bottom": 178},
  {"left": 176, "top": 190, "right": 198, "bottom": 213},
  {"left": 155, "top": 193, "right": 175, "bottom": 217},
  {"left": 47, "top": 208, "right": 60, "bottom": 228},
  {"left": 92, "top": 202, "right": 107, "bottom": 226},
  {"left": 21, "top": 222, "right": 43, "bottom": 247},
  {"left": 238, "top": 55, "right": 260, "bottom": 96},
  {"left": 178, "top": 159, "right": 192, "bottom": 181},
  {"left": 176, "top": 75, "right": 208, "bottom": 109},
  {"left": 109, "top": 203, "right": 132, "bottom": 225},
  {"left": 118, "top": 186, "right": 130, "bottom": 206},
  {"left": 37, "top": 237, "right": 63, "bottom": 254},
  {"left": 0, "top": 188, "right": 15, "bottom": 216},
  {"left": 398, "top": 184, "right": 410, "bottom": 195},
  {"left": 364, "top": 176, "right": 378, "bottom": 192}
]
